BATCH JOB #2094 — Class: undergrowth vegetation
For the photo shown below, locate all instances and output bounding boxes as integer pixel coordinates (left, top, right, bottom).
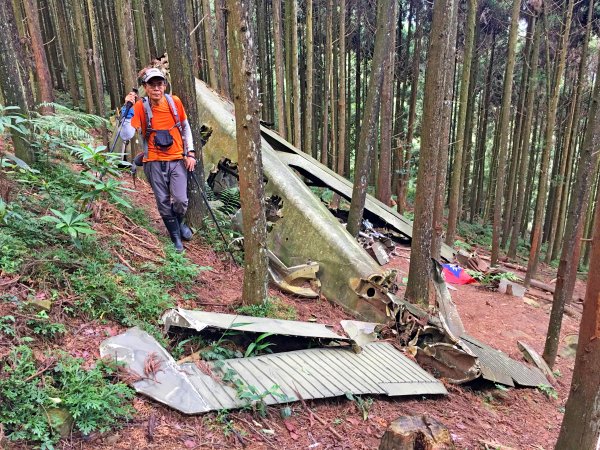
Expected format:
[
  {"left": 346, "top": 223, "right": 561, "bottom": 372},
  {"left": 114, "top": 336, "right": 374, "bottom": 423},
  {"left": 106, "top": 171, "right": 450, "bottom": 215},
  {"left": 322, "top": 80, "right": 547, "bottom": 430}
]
[{"left": 0, "top": 105, "right": 207, "bottom": 447}]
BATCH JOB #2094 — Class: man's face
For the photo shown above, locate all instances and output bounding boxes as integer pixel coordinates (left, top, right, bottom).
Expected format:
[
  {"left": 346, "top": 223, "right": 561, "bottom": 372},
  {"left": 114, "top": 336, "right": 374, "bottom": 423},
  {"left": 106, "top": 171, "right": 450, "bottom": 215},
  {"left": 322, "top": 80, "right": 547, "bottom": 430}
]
[{"left": 145, "top": 78, "right": 166, "bottom": 102}]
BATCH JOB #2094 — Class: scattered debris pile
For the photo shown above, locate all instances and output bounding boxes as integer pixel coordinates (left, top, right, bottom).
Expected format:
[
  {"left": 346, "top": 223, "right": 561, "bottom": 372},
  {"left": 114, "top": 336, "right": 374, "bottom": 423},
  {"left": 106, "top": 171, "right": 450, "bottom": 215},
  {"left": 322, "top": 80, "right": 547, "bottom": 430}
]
[{"left": 100, "top": 313, "right": 447, "bottom": 415}]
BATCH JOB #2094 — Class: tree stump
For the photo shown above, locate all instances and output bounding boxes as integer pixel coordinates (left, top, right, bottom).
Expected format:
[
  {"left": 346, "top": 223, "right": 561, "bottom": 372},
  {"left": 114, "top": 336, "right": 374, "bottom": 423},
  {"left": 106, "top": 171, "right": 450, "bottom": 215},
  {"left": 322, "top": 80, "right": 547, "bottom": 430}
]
[{"left": 379, "top": 415, "right": 455, "bottom": 450}]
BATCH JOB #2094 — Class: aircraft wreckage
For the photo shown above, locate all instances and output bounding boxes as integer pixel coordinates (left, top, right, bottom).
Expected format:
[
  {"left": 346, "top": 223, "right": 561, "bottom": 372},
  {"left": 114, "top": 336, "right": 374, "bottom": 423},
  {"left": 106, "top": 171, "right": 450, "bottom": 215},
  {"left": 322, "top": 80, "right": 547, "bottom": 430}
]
[
  {"left": 101, "top": 81, "right": 550, "bottom": 415},
  {"left": 194, "top": 79, "right": 453, "bottom": 322}
]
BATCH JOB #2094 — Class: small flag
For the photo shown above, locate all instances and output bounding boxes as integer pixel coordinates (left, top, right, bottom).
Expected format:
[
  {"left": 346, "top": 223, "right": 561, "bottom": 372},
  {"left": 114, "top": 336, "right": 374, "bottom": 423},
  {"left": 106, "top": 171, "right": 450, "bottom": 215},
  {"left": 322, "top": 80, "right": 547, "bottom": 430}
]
[{"left": 442, "top": 263, "right": 477, "bottom": 285}]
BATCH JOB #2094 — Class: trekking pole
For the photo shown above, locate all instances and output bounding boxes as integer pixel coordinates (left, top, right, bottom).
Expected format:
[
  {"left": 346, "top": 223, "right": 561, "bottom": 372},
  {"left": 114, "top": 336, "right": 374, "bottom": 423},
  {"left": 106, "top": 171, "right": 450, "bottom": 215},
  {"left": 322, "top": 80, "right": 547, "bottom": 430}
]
[
  {"left": 188, "top": 170, "right": 238, "bottom": 264},
  {"left": 109, "top": 87, "right": 138, "bottom": 157}
]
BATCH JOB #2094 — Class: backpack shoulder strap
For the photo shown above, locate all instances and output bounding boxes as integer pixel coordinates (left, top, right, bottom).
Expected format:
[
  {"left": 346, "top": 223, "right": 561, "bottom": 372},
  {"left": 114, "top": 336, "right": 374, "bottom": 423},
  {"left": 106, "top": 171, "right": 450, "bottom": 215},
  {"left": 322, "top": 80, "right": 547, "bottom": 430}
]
[
  {"left": 164, "top": 94, "right": 183, "bottom": 135},
  {"left": 142, "top": 97, "right": 153, "bottom": 140}
]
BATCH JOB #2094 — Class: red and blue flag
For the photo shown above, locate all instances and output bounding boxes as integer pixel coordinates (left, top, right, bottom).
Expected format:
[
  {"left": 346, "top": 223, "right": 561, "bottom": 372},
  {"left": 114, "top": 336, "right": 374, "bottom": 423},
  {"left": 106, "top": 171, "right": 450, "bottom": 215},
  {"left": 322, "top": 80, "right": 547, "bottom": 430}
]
[{"left": 442, "top": 264, "right": 477, "bottom": 285}]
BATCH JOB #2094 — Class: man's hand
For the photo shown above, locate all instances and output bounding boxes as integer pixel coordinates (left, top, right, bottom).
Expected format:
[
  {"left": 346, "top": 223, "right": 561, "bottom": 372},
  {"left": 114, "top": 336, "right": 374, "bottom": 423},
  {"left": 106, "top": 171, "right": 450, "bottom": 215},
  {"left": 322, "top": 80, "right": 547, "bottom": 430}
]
[
  {"left": 185, "top": 155, "right": 197, "bottom": 172},
  {"left": 124, "top": 91, "right": 138, "bottom": 105}
]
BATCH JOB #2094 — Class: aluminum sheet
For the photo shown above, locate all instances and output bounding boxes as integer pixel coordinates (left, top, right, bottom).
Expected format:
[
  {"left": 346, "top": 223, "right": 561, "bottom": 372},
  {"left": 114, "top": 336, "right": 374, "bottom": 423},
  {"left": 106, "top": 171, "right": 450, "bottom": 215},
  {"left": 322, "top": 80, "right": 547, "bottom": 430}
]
[
  {"left": 460, "top": 335, "right": 549, "bottom": 387},
  {"left": 100, "top": 328, "right": 446, "bottom": 415},
  {"left": 162, "top": 308, "right": 349, "bottom": 341}
]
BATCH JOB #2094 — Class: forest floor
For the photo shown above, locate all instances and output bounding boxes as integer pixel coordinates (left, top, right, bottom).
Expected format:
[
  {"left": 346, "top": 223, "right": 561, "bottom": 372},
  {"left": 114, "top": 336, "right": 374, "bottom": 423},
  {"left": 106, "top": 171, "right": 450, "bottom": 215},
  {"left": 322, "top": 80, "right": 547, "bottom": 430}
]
[{"left": 3, "top": 168, "right": 584, "bottom": 450}]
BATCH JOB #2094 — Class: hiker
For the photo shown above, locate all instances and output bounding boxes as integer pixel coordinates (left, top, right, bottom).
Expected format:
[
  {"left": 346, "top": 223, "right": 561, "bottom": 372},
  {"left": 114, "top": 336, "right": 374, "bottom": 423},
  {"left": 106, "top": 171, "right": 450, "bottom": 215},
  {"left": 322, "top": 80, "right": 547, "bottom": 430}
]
[{"left": 120, "top": 68, "right": 197, "bottom": 252}]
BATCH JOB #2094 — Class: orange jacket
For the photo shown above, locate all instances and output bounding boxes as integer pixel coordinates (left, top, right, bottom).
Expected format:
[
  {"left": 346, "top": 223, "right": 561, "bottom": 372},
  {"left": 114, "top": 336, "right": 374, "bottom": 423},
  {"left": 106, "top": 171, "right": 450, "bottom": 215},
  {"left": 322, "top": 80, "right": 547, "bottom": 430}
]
[{"left": 131, "top": 95, "right": 188, "bottom": 162}]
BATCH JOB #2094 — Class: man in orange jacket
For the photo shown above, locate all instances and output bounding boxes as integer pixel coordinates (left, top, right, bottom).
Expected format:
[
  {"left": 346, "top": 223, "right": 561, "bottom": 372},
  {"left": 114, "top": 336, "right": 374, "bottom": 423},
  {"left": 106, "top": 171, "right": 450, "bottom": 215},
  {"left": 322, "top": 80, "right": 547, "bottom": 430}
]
[{"left": 120, "top": 68, "right": 197, "bottom": 252}]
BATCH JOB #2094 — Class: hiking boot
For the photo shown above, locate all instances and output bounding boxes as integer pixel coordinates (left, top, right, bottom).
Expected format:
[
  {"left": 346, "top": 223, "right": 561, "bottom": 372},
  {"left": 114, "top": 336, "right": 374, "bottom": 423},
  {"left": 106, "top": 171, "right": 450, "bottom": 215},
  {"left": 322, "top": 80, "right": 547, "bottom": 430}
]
[
  {"left": 176, "top": 214, "right": 193, "bottom": 241},
  {"left": 162, "top": 216, "right": 184, "bottom": 252}
]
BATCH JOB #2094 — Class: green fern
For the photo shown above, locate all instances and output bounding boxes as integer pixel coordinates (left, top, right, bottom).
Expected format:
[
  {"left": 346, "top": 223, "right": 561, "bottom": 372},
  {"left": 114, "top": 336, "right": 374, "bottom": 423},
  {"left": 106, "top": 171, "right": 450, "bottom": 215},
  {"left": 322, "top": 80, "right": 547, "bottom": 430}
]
[{"left": 217, "top": 186, "right": 241, "bottom": 215}]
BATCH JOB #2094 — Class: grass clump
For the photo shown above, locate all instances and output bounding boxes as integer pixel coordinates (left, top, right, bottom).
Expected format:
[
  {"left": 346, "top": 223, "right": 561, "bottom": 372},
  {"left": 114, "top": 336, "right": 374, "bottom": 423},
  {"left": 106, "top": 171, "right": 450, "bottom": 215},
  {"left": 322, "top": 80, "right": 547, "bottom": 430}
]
[{"left": 236, "top": 297, "right": 297, "bottom": 320}]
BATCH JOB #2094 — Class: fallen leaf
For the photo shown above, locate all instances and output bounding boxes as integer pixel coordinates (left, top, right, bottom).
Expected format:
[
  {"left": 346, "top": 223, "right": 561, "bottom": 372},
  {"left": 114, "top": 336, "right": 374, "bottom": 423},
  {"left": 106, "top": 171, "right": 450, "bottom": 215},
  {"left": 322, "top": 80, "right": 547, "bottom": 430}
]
[
  {"left": 346, "top": 417, "right": 361, "bottom": 426},
  {"left": 183, "top": 439, "right": 196, "bottom": 448}
]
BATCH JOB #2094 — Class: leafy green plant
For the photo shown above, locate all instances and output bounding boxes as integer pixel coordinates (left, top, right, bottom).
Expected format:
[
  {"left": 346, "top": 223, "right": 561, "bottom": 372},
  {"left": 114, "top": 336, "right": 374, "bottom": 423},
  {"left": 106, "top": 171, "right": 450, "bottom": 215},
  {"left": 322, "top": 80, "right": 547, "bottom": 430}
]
[
  {"left": 466, "top": 269, "right": 519, "bottom": 286},
  {"left": 71, "top": 144, "right": 126, "bottom": 178},
  {"left": 78, "top": 174, "right": 133, "bottom": 208},
  {"left": 244, "top": 332, "right": 275, "bottom": 357},
  {"left": 537, "top": 384, "right": 558, "bottom": 400},
  {"left": 0, "top": 198, "right": 23, "bottom": 225},
  {"left": 26, "top": 311, "right": 66, "bottom": 339},
  {"left": 0, "top": 315, "right": 16, "bottom": 336},
  {"left": 0, "top": 105, "right": 28, "bottom": 135},
  {"left": 345, "top": 392, "right": 373, "bottom": 420},
  {"left": 0, "top": 346, "right": 134, "bottom": 448},
  {"left": 41, "top": 208, "right": 96, "bottom": 247}
]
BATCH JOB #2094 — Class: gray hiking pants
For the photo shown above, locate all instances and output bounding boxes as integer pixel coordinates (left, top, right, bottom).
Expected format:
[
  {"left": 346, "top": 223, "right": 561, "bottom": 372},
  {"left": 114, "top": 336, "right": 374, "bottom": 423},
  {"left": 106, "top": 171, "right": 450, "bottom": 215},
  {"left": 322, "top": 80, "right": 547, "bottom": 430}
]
[{"left": 143, "top": 160, "right": 189, "bottom": 217}]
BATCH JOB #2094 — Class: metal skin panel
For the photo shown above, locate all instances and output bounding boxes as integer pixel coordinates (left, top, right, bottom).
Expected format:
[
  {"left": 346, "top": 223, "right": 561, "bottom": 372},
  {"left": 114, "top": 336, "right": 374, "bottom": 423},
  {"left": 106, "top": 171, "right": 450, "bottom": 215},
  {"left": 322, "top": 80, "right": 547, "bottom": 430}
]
[
  {"left": 162, "top": 308, "right": 349, "bottom": 341},
  {"left": 460, "top": 335, "right": 549, "bottom": 387},
  {"left": 194, "top": 79, "right": 426, "bottom": 322},
  {"left": 100, "top": 328, "right": 447, "bottom": 415}
]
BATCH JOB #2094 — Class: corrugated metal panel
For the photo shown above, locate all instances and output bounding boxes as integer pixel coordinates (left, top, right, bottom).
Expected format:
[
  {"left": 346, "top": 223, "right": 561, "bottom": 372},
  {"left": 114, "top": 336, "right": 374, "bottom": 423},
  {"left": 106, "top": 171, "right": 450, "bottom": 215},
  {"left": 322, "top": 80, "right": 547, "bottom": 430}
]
[
  {"left": 100, "top": 328, "right": 446, "bottom": 415},
  {"left": 460, "top": 335, "right": 549, "bottom": 387},
  {"left": 201, "top": 342, "right": 447, "bottom": 409}
]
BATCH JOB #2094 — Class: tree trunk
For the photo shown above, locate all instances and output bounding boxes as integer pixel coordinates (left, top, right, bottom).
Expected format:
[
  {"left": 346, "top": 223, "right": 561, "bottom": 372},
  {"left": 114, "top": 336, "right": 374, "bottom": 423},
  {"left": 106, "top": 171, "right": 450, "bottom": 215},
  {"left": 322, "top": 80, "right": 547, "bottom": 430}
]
[
  {"left": 375, "top": 0, "right": 397, "bottom": 205},
  {"left": 445, "top": 0, "right": 478, "bottom": 245},
  {"left": 86, "top": 0, "right": 107, "bottom": 142},
  {"left": 289, "top": 0, "right": 301, "bottom": 149},
  {"left": 320, "top": 0, "right": 333, "bottom": 166},
  {"left": 554, "top": 176, "right": 600, "bottom": 449},
  {"left": 303, "top": 0, "right": 314, "bottom": 155},
  {"left": 542, "top": 47, "right": 600, "bottom": 368},
  {"left": 53, "top": 0, "right": 80, "bottom": 107},
  {"left": 336, "top": 0, "right": 346, "bottom": 172},
  {"left": 114, "top": 0, "right": 137, "bottom": 99},
  {"left": 550, "top": 0, "right": 594, "bottom": 261},
  {"left": 226, "top": 0, "right": 269, "bottom": 305},
  {"left": 0, "top": 0, "right": 34, "bottom": 162},
  {"left": 525, "top": 0, "right": 574, "bottom": 285},
  {"left": 39, "top": 0, "right": 62, "bottom": 91},
  {"left": 346, "top": 0, "right": 394, "bottom": 238},
  {"left": 490, "top": 0, "right": 522, "bottom": 265},
  {"left": 24, "top": 0, "right": 54, "bottom": 113},
  {"left": 201, "top": 0, "right": 218, "bottom": 89},
  {"left": 508, "top": 14, "right": 541, "bottom": 259},
  {"left": 397, "top": 3, "right": 422, "bottom": 215},
  {"left": 132, "top": 0, "right": 151, "bottom": 67},
  {"left": 431, "top": 0, "right": 458, "bottom": 260},
  {"left": 272, "top": 0, "right": 286, "bottom": 137},
  {"left": 214, "top": 0, "right": 230, "bottom": 98},
  {"left": 160, "top": 0, "right": 207, "bottom": 229},
  {"left": 405, "top": 0, "right": 454, "bottom": 306}
]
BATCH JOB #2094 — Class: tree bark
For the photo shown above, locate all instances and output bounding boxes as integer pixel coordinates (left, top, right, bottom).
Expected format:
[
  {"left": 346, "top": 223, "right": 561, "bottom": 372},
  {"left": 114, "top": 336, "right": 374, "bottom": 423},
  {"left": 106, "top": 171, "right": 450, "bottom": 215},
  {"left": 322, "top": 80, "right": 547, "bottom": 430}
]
[
  {"left": 226, "top": 0, "right": 269, "bottom": 305},
  {"left": 303, "top": 0, "right": 314, "bottom": 155},
  {"left": 0, "top": 0, "right": 34, "bottom": 162},
  {"left": 554, "top": 175, "right": 600, "bottom": 449},
  {"left": 214, "top": 0, "right": 230, "bottom": 98},
  {"left": 53, "top": 0, "right": 80, "bottom": 107},
  {"left": 24, "top": 0, "right": 55, "bottom": 113},
  {"left": 86, "top": 0, "right": 107, "bottom": 141},
  {"left": 346, "top": 0, "right": 394, "bottom": 238},
  {"left": 201, "top": 0, "right": 218, "bottom": 89},
  {"left": 431, "top": 0, "right": 458, "bottom": 260},
  {"left": 114, "top": 0, "right": 137, "bottom": 99},
  {"left": 405, "top": 0, "right": 454, "bottom": 306},
  {"left": 375, "top": 0, "right": 397, "bottom": 205}
]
